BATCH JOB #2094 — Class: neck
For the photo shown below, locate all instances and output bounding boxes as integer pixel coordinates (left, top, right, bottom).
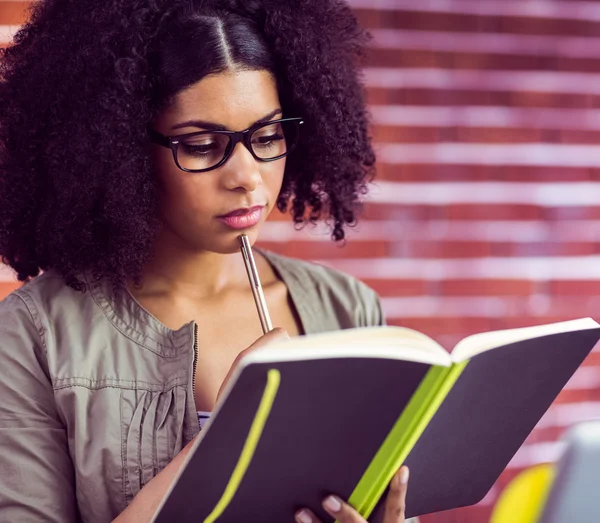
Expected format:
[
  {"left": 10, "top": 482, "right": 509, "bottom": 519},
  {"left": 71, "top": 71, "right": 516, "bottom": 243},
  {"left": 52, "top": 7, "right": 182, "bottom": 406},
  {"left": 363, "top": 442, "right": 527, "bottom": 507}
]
[{"left": 131, "top": 228, "right": 249, "bottom": 301}]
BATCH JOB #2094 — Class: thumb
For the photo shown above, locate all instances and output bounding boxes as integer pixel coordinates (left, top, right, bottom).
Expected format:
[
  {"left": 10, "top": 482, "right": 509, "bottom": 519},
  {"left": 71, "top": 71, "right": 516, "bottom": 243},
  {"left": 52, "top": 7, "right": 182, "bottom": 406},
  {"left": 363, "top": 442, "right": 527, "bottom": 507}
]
[
  {"left": 249, "top": 327, "right": 290, "bottom": 350},
  {"left": 216, "top": 328, "right": 290, "bottom": 402},
  {"left": 265, "top": 327, "right": 290, "bottom": 340}
]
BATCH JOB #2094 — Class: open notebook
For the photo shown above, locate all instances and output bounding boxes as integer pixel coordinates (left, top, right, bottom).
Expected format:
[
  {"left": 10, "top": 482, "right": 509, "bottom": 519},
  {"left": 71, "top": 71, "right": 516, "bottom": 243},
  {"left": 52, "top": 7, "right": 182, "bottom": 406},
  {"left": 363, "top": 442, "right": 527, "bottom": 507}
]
[{"left": 152, "top": 318, "right": 600, "bottom": 522}]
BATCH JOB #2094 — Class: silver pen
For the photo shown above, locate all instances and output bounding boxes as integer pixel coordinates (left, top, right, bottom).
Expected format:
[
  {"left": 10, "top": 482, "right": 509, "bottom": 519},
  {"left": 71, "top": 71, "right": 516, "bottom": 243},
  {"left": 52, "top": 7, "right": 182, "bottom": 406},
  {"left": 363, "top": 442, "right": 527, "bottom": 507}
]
[{"left": 239, "top": 234, "right": 273, "bottom": 334}]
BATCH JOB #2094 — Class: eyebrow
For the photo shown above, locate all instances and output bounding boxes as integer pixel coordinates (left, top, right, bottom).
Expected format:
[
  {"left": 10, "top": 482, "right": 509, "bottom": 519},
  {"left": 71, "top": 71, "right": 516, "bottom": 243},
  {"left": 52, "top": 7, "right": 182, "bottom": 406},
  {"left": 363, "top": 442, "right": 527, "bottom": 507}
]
[{"left": 170, "top": 108, "right": 283, "bottom": 132}]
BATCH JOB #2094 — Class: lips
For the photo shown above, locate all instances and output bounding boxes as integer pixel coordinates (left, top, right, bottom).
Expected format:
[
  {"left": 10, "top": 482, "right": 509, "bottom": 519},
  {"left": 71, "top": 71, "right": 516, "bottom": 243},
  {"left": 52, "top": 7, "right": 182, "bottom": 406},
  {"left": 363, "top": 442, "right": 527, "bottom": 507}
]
[{"left": 217, "top": 205, "right": 265, "bottom": 230}]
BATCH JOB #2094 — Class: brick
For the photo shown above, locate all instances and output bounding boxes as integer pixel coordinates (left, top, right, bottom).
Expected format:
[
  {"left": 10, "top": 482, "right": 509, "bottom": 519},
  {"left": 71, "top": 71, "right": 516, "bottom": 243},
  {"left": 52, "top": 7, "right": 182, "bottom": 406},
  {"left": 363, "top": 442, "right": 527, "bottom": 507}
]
[
  {"left": 388, "top": 239, "right": 496, "bottom": 258},
  {"left": 361, "top": 203, "right": 451, "bottom": 221},
  {"left": 498, "top": 16, "right": 600, "bottom": 38},
  {"left": 0, "top": 281, "right": 21, "bottom": 301},
  {"left": 0, "top": 1, "right": 30, "bottom": 25},
  {"left": 365, "top": 48, "right": 600, "bottom": 74},
  {"left": 554, "top": 387, "right": 600, "bottom": 404},
  {"left": 436, "top": 333, "right": 468, "bottom": 350},
  {"left": 365, "top": 48, "right": 439, "bottom": 69},
  {"left": 352, "top": 8, "right": 387, "bottom": 30},
  {"left": 549, "top": 207, "right": 600, "bottom": 220},
  {"left": 373, "top": 164, "right": 597, "bottom": 182},
  {"left": 513, "top": 90, "right": 599, "bottom": 109},
  {"left": 354, "top": 9, "right": 600, "bottom": 37},
  {"left": 507, "top": 241, "right": 597, "bottom": 257},
  {"left": 543, "top": 299, "right": 600, "bottom": 318},
  {"left": 371, "top": 126, "right": 600, "bottom": 145},
  {"left": 489, "top": 316, "right": 574, "bottom": 331},
  {"left": 440, "top": 279, "right": 537, "bottom": 296},
  {"left": 261, "top": 232, "right": 597, "bottom": 262},
  {"left": 365, "top": 87, "right": 599, "bottom": 109},
  {"left": 256, "top": 240, "right": 388, "bottom": 260},
  {"left": 587, "top": 351, "right": 600, "bottom": 366},
  {"left": 355, "top": 10, "right": 481, "bottom": 33},
  {"left": 360, "top": 278, "right": 430, "bottom": 297},
  {"left": 401, "top": 88, "right": 504, "bottom": 107},
  {"left": 359, "top": 203, "right": 600, "bottom": 222},
  {"left": 556, "top": 129, "right": 600, "bottom": 144},
  {"left": 454, "top": 127, "right": 544, "bottom": 144},
  {"left": 368, "top": 202, "right": 553, "bottom": 221},
  {"left": 385, "top": 316, "right": 495, "bottom": 341},
  {"left": 371, "top": 125, "right": 443, "bottom": 144},
  {"left": 526, "top": 426, "right": 570, "bottom": 446},
  {"left": 361, "top": 203, "right": 542, "bottom": 221},
  {"left": 550, "top": 281, "right": 600, "bottom": 296}
]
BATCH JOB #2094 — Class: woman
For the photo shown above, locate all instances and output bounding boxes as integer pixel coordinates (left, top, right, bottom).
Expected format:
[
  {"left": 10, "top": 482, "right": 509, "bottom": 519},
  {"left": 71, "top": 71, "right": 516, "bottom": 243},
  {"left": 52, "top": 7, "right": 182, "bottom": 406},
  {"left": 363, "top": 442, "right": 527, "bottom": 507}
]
[{"left": 0, "top": 0, "right": 411, "bottom": 522}]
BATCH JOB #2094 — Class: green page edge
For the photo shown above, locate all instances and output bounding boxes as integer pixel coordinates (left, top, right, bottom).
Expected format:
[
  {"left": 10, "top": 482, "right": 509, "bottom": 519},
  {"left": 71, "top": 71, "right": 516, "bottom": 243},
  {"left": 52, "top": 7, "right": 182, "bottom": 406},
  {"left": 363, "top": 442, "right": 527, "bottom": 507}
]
[{"left": 345, "top": 360, "right": 469, "bottom": 520}]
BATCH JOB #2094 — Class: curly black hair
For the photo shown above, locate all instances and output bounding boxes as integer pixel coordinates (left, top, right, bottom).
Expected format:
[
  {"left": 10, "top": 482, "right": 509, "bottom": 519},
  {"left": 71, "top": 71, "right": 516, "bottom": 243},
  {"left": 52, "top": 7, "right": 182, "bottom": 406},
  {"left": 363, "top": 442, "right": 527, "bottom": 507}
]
[{"left": 0, "top": 0, "right": 375, "bottom": 291}]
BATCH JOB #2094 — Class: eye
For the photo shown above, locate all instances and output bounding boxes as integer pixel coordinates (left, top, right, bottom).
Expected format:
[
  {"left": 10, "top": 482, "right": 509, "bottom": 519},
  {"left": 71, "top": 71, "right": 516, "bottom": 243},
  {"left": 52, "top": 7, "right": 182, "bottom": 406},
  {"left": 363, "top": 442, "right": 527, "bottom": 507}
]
[
  {"left": 181, "top": 141, "right": 221, "bottom": 156},
  {"left": 252, "top": 132, "right": 285, "bottom": 148}
]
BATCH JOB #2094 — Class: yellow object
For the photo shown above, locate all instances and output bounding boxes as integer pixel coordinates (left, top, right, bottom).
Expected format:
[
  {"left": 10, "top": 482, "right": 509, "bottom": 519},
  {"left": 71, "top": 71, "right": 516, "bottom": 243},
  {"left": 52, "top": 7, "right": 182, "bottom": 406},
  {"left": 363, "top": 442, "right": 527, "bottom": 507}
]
[
  {"left": 346, "top": 361, "right": 469, "bottom": 521},
  {"left": 203, "top": 369, "right": 281, "bottom": 523},
  {"left": 490, "top": 463, "right": 556, "bottom": 523}
]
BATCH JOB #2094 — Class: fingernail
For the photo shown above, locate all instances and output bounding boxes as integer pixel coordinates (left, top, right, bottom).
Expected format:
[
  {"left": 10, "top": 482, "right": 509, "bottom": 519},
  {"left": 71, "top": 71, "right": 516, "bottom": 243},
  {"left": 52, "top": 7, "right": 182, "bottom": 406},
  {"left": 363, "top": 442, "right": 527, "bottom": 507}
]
[
  {"left": 399, "top": 466, "right": 410, "bottom": 485},
  {"left": 323, "top": 495, "right": 342, "bottom": 513},
  {"left": 295, "top": 510, "right": 313, "bottom": 523}
]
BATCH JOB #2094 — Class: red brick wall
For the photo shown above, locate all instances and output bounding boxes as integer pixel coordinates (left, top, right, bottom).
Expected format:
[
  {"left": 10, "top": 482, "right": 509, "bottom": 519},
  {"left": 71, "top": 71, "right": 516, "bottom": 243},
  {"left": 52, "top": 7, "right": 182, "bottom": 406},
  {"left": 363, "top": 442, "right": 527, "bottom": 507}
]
[{"left": 3, "top": 1, "right": 600, "bottom": 521}]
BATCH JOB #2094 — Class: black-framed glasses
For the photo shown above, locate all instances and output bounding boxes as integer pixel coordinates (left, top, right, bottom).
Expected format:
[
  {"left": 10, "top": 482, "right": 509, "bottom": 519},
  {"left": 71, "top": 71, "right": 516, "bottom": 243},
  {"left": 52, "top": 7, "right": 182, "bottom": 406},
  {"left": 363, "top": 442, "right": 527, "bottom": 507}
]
[{"left": 148, "top": 117, "right": 304, "bottom": 173}]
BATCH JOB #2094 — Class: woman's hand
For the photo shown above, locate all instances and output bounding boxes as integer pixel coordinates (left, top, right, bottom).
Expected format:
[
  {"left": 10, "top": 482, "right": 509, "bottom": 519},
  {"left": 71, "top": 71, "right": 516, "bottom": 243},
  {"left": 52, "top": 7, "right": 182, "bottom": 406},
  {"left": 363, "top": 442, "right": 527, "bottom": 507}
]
[
  {"left": 295, "top": 466, "right": 410, "bottom": 523},
  {"left": 216, "top": 327, "right": 290, "bottom": 401}
]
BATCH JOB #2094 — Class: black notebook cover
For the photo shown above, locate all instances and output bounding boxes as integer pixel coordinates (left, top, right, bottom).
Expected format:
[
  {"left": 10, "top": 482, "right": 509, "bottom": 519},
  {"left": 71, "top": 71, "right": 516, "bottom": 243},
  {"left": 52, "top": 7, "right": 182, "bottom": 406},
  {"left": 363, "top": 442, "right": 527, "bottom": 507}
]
[{"left": 154, "top": 327, "right": 600, "bottom": 522}]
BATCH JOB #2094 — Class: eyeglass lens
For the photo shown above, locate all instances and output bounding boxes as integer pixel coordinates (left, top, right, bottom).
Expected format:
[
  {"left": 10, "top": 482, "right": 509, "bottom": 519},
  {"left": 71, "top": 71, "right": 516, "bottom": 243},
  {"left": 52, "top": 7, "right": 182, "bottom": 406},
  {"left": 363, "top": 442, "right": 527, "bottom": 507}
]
[{"left": 176, "top": 120, "right": 299, "bottom": 171}]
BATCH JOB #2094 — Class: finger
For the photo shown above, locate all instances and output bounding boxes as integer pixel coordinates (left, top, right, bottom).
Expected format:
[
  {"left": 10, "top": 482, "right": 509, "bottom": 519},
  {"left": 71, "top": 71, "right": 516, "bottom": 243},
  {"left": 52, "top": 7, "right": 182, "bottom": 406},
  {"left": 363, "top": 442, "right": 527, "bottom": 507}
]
[
  {"left": 254, "top": 327, "right": 290, "bottom": 347},
  {"left": 233, "top": 328, "right": 290, "bottom": 366},
  {"left": 240, "top": 328, "right": 290, "bottom": 357},
  {"left": 322, "top": 495, "right": 366, "bottom": 523},
  {"left": 216, "top": 328, "right": 289, "bottom": 400},
  {"left": 383, "top": 466, "right": 409, "bottom": 523},
  {"left": 295, "top": 508, "right": 322, "bottom": 523}
]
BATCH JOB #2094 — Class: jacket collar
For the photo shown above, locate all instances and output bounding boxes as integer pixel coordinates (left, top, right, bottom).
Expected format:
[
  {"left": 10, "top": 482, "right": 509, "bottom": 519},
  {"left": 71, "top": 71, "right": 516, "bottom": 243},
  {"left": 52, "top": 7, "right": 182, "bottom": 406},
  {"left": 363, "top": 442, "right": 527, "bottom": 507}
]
[
  {"left": 86, "top": 273, "right": 194, "bottom": 357},
  {"left": 85, "top": 248, "right": 320, "bottom": 356}
]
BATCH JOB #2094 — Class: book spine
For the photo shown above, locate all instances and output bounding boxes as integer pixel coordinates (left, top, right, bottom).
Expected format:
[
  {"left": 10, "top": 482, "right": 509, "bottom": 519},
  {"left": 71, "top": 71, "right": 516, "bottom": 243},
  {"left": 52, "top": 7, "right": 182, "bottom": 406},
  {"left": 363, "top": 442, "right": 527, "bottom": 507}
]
[{"left": 346, "top": 361, "right": 469, "bottom": 521}]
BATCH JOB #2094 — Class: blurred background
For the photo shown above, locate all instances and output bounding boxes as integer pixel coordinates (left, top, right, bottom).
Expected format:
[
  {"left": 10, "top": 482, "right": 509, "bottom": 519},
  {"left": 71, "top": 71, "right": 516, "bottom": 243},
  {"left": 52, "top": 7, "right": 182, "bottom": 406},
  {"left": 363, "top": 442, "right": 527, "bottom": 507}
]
[{"left": 2, "top": 0, "right": 600, "bottom": 521}]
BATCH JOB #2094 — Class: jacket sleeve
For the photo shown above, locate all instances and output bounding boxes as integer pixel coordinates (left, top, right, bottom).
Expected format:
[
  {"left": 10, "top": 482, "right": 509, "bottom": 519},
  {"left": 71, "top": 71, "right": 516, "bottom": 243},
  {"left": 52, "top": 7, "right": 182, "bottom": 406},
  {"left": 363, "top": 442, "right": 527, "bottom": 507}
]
[
  {"left": 356, "top": 280, "right": 386, "bottom": 327},
  {"left": 0, "top": 292, "right": 78, "bottom": 522}
]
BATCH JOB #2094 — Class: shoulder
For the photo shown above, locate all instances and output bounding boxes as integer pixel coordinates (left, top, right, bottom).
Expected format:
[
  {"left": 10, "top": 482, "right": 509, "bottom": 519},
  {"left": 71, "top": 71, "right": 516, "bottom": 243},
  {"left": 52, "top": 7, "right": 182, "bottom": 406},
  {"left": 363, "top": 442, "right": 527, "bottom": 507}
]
[
  {"left": 264, "top": 249, "right": 378, "bottom": 304},
  {"left": 0, "top": 273, "right": 64, "bottom": 357},
  {"left": 2, "top": 269, "right": 82, "bottom": 312},
  {"left": 0, "top": 270, "right": 93, "bottom": 340},
  {"left": 0, "top": 284, "right": 36, "bottom": 332},
  {"left": 260, "top": 249, "right": 384, "bottom": 330},
  {"left": 0, "top": 271, "right": 63, "bottom": 322}
]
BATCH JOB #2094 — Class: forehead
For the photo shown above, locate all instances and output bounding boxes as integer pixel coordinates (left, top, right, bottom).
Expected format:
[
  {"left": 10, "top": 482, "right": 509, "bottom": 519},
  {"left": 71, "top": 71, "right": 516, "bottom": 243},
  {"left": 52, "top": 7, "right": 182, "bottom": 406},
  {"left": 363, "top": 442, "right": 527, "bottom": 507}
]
[{"left": 160, "top": 69, "right": 280, "bottom": 130}]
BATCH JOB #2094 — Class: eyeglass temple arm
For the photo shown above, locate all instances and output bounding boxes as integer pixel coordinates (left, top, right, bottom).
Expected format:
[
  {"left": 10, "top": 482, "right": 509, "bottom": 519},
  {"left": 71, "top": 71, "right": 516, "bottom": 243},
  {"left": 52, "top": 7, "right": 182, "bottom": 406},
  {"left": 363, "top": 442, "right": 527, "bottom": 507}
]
[{"left": 148, "top": 128, "right": 171, "bottom": 148}]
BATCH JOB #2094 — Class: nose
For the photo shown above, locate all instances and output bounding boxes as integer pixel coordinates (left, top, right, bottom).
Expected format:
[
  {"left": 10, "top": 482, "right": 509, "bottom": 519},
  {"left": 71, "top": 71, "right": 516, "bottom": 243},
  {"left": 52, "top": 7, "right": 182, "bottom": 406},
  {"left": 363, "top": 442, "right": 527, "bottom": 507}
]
[{"left": 220, "top": 141, "right": 262, "bottom": 193}]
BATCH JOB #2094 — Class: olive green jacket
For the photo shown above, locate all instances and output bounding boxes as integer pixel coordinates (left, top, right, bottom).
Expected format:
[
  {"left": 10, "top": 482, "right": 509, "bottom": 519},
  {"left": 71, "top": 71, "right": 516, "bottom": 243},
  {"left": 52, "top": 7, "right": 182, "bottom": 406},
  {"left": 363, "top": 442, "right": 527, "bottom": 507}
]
[{"left": 0, "top": 250, "right": 388, "bottom": 523}]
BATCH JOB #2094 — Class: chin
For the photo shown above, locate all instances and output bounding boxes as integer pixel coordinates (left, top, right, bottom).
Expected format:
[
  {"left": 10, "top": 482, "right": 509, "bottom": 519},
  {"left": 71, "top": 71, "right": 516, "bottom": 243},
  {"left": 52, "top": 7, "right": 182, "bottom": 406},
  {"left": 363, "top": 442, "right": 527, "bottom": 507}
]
[{"left": 198, "top": 227, "right": 262, "bottom": 254}]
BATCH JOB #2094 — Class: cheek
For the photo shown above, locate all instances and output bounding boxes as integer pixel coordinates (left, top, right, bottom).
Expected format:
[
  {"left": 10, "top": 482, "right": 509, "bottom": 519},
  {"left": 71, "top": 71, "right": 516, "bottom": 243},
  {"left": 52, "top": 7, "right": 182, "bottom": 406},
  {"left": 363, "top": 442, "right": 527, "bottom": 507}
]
[
  {"left": 263, "top": 159, "right": 286, "bottom": 199},
  {"left": 153, "top": 150, "right": 216, "bottom": 220}
]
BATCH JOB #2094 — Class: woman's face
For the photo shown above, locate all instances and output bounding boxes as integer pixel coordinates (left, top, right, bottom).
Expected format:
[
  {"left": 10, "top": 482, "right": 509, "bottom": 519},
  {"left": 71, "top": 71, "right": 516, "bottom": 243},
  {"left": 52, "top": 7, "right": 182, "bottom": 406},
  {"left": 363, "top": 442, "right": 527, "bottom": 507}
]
[{"left": 151, "top": 69, "right": 286, "bottom": 254}]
